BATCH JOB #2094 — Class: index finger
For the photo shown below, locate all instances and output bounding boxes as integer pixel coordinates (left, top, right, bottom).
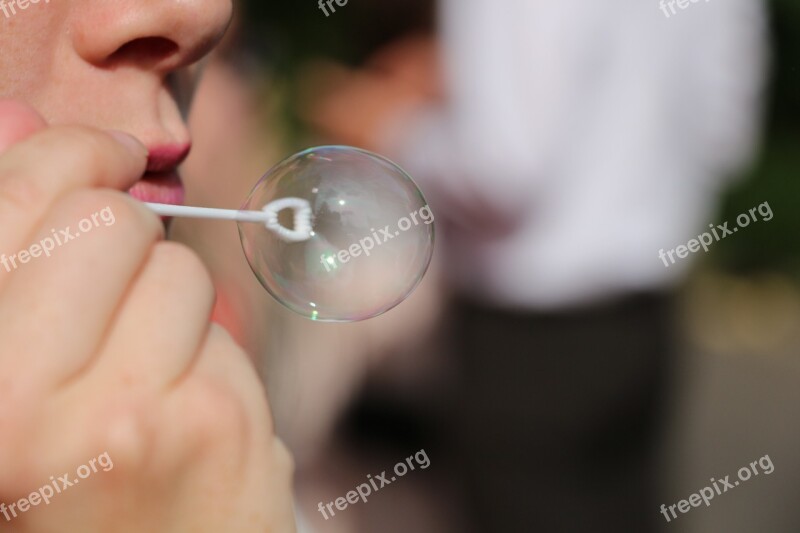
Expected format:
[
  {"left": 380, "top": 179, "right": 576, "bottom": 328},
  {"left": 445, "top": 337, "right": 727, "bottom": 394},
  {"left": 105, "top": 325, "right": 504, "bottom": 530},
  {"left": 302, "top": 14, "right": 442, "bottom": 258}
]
[{"left": 0, "top": 125, "right": 148, "bottom": 264}]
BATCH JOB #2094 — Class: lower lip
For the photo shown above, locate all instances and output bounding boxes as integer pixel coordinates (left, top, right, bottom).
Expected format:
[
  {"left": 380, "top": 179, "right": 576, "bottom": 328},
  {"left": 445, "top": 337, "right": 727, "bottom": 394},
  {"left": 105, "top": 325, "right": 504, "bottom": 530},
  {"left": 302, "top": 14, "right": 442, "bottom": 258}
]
[{"left": 128, "top": 171, "right": 185, "bottom": 206}]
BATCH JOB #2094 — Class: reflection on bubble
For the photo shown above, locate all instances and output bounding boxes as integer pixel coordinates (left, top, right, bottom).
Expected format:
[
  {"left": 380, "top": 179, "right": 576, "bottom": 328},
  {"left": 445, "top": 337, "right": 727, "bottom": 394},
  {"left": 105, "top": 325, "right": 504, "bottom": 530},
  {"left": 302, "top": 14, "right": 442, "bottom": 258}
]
[{"left": 238, "top": 146, "right": 435, "bottom": 322}]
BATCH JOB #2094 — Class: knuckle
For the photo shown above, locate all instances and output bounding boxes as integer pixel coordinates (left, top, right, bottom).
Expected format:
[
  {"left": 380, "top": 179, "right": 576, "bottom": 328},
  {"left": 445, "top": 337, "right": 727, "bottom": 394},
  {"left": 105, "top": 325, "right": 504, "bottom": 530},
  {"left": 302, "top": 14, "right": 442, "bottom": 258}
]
[
  {"left": 97, "top": 397, "right": 157, "bottom": 476},
  {"left": 0, "top": 171, "right": 45, "bottom": 214},
  {"left": 176, "top": 327, "right": 255, "bottom": 449},
  {"left": 181, "top": 374, "right": 250, "bottom": 448}
]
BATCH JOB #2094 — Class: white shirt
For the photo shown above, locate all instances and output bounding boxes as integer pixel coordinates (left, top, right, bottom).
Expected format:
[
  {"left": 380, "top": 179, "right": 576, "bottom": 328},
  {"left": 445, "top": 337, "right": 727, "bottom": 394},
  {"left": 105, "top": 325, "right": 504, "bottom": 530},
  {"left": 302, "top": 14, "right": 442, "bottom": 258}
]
[{"left": 382, "top": 0, "right": 769, "bottom": 309}]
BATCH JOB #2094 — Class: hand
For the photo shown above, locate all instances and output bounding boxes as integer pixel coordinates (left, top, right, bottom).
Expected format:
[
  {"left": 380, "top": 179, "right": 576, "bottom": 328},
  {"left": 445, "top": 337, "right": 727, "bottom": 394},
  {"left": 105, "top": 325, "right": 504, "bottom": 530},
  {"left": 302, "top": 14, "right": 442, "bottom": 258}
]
[{"left": 0, "top": 100, "right": 296, "bottom": 533}]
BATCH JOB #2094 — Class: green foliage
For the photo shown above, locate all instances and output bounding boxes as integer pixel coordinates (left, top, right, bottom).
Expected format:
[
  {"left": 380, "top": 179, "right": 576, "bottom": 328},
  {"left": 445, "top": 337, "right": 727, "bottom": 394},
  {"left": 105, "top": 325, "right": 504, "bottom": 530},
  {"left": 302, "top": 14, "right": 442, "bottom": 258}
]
[{"left": 715, "top": 0, "right": 800, "bottom": 278}]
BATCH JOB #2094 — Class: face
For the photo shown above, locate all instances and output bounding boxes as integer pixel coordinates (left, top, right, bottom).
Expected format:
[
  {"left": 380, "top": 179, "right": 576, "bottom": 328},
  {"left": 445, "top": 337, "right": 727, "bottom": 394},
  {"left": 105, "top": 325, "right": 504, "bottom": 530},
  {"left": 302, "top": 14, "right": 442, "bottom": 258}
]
[{"left": 0, "top": 0, "right": 233, "bottom": 204}]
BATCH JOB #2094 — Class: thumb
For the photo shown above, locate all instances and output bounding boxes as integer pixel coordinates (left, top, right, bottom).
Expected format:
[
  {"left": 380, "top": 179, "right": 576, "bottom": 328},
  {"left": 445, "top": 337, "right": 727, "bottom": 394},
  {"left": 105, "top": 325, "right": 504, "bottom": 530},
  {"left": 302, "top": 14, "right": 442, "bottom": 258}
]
[{"left": 0, "top": 99, "right": 48, "bottom": 154}]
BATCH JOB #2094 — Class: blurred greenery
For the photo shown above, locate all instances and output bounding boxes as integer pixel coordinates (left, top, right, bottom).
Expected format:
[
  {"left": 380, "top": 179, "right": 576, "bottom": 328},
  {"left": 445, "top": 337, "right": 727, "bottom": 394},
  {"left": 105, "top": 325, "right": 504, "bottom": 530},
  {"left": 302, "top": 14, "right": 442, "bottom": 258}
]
[
  {"left": 241, "top": 0, "right": 432, "bottom": 68},
  {"left": 715, "top": 0, "right": 800, "bottom": 280},
  {"left": 239, "top": 0, "right": 432, "bottom": 146},
  {"left": 239, "top": 0, "right": 800, "bottom": 278}
]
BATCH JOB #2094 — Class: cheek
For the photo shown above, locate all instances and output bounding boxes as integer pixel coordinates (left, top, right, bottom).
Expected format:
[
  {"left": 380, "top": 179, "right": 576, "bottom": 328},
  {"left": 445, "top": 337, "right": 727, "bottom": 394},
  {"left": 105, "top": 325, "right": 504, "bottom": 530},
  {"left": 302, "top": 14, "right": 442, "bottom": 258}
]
[{"left": 0, "top": 1, "right": 68, "bottom": 99}]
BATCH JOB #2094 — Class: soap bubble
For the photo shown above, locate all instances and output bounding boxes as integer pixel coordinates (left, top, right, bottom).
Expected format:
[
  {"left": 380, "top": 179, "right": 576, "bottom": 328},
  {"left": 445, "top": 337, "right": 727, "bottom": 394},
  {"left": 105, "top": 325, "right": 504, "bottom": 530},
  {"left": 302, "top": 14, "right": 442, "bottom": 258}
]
[{"left": 238, "top": 146, "right": 435, "bottom": 322}]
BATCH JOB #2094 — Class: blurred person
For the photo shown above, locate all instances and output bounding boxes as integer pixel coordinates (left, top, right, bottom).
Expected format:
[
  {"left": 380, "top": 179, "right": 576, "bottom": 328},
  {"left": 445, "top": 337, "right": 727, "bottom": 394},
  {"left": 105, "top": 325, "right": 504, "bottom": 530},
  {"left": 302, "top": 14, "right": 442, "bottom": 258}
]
[
  {"left": 0, "top": 1, "right": 296, "bottom": 532},
  {"left": 308, "top": 0, "right": 768, "bottom": 531}
]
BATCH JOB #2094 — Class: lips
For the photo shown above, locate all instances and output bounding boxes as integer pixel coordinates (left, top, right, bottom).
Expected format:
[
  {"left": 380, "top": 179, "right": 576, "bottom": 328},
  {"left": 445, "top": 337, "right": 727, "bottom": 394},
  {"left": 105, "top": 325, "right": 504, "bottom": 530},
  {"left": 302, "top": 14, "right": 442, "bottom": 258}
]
[
  {"left": 128, "top": 170, "right": 186, "bottom": 205},
  {"left": 127, "top": 143, "right": 191, "bottom": 206}
]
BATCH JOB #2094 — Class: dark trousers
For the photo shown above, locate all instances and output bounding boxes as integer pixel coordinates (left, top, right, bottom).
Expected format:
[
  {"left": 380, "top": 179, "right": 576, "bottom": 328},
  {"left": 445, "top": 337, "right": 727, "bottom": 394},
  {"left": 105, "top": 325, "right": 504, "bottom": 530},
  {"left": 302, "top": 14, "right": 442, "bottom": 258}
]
[{"left": 449, "top": 292, "right": 674, "bottom": 533}]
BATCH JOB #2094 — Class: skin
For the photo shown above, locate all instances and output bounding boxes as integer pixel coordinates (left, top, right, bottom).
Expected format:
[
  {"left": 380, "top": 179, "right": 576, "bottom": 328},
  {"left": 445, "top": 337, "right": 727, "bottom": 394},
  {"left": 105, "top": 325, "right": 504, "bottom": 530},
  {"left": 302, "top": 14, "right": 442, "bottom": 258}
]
[{"left": 0, "top": 2, "right": 295, "bottom": 532}]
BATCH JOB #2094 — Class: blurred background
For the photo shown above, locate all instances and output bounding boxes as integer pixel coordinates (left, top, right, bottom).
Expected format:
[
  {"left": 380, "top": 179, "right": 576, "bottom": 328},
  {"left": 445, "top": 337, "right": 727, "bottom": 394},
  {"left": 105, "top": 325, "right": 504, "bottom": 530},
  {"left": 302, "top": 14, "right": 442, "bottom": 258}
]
[{"left": 174, "top": 0, "right": 800, "bottom": 531}]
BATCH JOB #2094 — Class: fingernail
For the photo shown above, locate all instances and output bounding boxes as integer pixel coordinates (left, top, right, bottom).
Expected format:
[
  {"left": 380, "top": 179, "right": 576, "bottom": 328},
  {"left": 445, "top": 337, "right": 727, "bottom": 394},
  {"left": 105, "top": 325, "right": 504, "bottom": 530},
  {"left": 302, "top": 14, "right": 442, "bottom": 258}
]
[{"left": 106, "top": 130, "right": 147, "bottom": 156}]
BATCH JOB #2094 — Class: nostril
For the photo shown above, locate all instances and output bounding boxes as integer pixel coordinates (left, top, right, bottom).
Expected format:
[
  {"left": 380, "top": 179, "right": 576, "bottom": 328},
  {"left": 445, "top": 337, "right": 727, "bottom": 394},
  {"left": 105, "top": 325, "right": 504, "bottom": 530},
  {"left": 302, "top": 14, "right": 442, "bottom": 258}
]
[{"left": 107, "top": 37, "right": 179, "bottom": 68}]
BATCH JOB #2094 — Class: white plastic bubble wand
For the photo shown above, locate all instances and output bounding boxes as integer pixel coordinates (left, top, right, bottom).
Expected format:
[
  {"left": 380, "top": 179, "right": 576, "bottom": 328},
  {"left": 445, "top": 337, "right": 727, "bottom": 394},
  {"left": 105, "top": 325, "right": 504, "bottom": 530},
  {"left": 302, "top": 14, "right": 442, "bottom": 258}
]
[
  {"left": 145, "top": 198, "right": 314, "bottom": 243},
  {"left": 137, "top": 145, "right": 435, "bottom": 322}
]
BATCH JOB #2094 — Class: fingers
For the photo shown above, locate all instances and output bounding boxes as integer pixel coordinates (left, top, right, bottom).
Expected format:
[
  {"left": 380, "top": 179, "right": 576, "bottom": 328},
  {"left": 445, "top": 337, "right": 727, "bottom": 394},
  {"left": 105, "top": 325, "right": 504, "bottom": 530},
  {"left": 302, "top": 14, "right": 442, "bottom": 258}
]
[
  {"left": 91, "top": 241, "right": 216, "bottom": 390},
  {"left": 0, "top": 126, "right": 147, "bottom": 261},
  {"left": 170, "top": 324, "right": 296, "bottom": 532},
  {"left": 263, "top": 438, "right": 298, "bottom": 533},
  {"left": 192, "top": 324, "right": 267, "bottom": 413},
  {"left": 0, "top": 189, "right": 163, "bottom": 387},
  {"left": 0, "top": 100, "right": 47, "bottom": 153}
]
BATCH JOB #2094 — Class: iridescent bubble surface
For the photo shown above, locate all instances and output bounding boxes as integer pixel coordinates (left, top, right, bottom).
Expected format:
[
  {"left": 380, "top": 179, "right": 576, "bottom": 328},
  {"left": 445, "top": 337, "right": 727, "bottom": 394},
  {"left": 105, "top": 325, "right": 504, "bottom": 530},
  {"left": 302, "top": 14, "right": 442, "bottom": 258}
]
[{"left": 238, "top": 146, "right": 435, "bottom": 322}]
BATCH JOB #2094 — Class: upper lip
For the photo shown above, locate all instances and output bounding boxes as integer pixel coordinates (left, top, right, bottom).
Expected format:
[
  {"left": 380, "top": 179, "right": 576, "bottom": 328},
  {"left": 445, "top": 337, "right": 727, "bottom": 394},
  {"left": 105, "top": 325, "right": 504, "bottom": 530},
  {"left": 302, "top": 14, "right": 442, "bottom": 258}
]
[{"left": 145, "top": 143, "right": 192, "bottom": 174}]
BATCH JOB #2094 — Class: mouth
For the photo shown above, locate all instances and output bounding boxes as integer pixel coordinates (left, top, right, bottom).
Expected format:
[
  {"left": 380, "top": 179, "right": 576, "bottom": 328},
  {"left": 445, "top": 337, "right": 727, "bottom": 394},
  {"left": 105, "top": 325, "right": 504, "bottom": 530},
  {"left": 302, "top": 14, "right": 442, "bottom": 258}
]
[
  {"left": 128, "top": 144, "right": 191, "bottom": 217},
  {"left": 128, "top": 170, "right": 186, "bottom": 205}
]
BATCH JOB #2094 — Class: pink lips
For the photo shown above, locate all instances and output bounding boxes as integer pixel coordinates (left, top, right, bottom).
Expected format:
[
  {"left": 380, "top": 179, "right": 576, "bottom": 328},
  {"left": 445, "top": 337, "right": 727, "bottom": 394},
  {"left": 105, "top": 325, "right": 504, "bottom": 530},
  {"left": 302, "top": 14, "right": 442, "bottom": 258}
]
[{"left": 127, "top": 144, "right": 191, "bottom": 206}]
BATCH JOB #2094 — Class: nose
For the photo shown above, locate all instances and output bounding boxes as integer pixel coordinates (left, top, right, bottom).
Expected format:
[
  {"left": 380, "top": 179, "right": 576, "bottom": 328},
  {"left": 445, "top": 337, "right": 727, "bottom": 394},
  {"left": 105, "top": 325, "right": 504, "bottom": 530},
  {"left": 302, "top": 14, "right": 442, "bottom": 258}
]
[{"left": 71, "top": 0, "right": 233, "bottom": 72}]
